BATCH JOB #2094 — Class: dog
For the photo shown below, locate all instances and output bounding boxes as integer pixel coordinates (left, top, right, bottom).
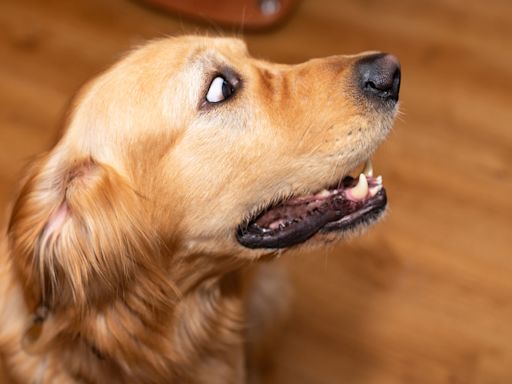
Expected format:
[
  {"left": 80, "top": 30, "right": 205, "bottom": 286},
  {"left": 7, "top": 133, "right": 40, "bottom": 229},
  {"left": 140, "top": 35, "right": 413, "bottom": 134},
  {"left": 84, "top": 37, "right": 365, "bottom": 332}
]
[{"left": 0, "top": 36, "right": 400, "bottom": 383}]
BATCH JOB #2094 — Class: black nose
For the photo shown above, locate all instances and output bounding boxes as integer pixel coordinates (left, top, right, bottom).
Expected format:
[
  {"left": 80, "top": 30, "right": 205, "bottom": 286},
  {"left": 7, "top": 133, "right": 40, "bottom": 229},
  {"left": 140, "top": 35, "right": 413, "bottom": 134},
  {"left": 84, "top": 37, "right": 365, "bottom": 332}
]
[{"left": 358, "top": 53, "right": 401, "bottom": 102}]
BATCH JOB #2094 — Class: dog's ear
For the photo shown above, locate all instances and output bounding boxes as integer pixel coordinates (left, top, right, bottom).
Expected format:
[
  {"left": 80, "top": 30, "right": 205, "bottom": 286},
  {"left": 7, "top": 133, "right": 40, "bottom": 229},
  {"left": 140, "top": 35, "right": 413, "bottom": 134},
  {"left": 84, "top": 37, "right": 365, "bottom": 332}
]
[{"left": 8, "top": 155, "right": 159, "bottom": 312}]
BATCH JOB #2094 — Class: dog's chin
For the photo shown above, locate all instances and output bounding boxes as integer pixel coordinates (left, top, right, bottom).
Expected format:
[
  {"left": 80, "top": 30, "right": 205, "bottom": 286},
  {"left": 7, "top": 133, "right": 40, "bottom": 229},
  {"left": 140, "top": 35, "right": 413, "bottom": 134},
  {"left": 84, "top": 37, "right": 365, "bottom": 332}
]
[{"left": 235, "top": 162, "right": 387, "bottom": 250}]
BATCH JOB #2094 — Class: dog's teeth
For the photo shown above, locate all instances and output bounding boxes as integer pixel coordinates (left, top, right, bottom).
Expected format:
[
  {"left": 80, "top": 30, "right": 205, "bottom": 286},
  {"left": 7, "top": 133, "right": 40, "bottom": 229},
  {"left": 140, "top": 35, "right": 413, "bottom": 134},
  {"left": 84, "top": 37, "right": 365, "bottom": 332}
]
[
  {"left": 269, "top": 219, "right": 286, "bottom": 230},
  {"left": 363, "top": 159, "right": 373, "bottom": 177},
  {"left": 375, "top": 175, "right": 383, "bottom": 185},
  {"left": 369, "top": 185, "right": 382, "bottom": 197},
  {"left": 316, "top": 189, "right": 331, "bottom": 198},
  {"left": 346, "top": 174, "right": 368, "bottom": 201}
]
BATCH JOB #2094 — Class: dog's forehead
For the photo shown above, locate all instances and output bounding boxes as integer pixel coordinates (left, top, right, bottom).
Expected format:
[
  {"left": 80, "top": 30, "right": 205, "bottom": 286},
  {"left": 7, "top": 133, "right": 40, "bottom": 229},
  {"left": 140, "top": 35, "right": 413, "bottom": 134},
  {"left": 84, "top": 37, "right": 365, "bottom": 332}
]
[
  {"left": 184, "top": 37, "right": 250, "bottom": 67},
  {"left": 121, "top": 36, "right": 249, "bottom": 70},
  {"left": 199, "top": 36, "right": 248, "bottom": 55}
]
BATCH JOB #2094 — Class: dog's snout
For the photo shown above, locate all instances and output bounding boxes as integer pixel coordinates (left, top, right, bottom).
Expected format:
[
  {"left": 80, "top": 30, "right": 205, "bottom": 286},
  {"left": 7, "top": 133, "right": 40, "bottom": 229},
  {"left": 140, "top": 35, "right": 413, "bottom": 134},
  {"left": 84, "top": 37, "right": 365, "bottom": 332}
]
[{"left": 357, "top": 53, "right": 401, "bottom": 102}]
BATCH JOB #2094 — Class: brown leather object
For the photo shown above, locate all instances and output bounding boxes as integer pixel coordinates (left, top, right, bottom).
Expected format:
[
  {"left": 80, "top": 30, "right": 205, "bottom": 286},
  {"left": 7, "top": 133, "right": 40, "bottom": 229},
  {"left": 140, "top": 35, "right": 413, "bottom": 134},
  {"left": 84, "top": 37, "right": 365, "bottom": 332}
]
[{"left": 139, "top": 0, "right": 299, "bottom": 30}]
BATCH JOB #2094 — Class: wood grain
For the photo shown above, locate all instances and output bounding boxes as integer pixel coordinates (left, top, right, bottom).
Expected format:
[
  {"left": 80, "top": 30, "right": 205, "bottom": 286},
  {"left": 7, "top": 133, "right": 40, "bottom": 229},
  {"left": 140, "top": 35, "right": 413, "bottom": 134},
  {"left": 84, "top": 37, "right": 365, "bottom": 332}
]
[{"left": 1, "top": 0, "right": 511, "bottom": 383}]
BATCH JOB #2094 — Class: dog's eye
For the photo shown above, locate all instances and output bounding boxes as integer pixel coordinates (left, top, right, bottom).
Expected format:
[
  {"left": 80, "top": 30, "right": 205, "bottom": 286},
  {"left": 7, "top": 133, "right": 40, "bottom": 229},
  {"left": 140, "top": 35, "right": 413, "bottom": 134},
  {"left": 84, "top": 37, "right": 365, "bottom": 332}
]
[{"left": 206, "top": 76, "right": 235, "bottom": 103}]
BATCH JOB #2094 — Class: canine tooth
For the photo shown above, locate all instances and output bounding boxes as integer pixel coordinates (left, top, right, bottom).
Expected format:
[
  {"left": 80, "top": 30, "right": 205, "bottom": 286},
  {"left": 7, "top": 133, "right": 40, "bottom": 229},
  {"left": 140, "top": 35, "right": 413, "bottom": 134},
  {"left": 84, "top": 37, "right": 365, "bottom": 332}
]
[
  {"left": 369, "top": 185, "right": 382, "bottom": 197},
  {"left": 347, "top": 174, "right": 368, "bottom": 201},
  {"left": 375, "top": 175, "right": 383, "bottom": 185},
  {"left": 363, "top": 159, "right": 373, "bottom": 177}
]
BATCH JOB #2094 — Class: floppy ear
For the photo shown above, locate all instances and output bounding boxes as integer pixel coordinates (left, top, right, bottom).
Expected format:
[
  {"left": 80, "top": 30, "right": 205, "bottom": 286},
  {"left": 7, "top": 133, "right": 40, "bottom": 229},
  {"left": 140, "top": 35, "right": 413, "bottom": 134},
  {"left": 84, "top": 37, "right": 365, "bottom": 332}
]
[{"left": 8, "top": 155, "right": 159, "bottom": 312}]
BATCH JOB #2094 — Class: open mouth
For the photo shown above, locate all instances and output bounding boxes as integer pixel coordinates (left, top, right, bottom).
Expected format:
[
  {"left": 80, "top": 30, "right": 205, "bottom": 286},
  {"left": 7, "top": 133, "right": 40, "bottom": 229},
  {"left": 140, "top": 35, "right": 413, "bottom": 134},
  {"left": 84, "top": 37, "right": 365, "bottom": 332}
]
[{"left": 236, "top": 159, "right": 387, "bottom": 249}]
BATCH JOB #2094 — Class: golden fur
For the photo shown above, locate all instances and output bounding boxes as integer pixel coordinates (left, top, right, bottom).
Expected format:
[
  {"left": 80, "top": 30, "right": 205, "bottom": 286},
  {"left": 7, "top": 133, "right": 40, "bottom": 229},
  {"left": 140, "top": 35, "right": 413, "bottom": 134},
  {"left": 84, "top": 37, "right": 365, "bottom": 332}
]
[{"left": 0, "top": 36, "right": 397, "bottom": 383}]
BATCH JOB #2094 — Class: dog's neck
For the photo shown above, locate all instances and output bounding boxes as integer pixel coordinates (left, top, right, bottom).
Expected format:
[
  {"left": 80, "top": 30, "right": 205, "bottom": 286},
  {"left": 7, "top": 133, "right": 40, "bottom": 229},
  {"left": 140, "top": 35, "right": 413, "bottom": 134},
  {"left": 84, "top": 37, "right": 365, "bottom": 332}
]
[{"left": 2, "top": 246, "right": 251, "bottom": 383}]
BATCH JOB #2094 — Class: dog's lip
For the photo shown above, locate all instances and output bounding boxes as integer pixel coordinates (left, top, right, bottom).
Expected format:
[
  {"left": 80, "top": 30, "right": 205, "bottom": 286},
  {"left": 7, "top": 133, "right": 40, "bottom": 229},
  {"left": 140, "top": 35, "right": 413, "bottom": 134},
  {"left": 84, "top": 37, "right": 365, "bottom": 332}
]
[{"left": 236, "top": 159, "right": 387, "bottom": 249}]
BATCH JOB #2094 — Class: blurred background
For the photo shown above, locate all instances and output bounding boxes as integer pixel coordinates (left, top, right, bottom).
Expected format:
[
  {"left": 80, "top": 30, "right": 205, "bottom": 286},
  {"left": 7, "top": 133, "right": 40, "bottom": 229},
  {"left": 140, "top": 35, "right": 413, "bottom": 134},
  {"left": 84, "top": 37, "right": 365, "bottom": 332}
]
[{"left": 1, "top": 0, "right": 511, "bottom": 383}]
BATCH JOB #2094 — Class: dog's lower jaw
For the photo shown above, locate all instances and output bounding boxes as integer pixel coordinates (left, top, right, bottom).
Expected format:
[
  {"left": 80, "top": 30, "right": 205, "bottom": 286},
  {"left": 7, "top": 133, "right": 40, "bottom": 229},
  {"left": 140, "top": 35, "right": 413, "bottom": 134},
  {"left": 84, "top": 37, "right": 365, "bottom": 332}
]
[{"left": 236, "top": 169, "right": 387, "bottom": 250}]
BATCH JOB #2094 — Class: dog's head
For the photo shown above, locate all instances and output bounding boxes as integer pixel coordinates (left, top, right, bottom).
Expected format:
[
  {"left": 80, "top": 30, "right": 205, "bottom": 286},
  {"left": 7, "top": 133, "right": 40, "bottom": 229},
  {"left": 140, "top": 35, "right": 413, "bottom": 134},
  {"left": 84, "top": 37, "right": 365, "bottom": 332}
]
[{"left": 8, "top": 36, "right": 400, "bottom": 310}]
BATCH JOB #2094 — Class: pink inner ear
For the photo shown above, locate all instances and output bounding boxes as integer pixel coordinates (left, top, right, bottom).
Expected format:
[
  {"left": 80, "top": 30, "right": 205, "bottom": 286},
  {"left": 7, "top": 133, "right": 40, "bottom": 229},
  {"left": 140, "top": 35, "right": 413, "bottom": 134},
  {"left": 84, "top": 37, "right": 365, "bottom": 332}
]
[
  {"left": 42, "top": 160, "right": 94, "bottom": 237},
  {"left": 44, "top": 203, "right": 69, "bottom": 236}
]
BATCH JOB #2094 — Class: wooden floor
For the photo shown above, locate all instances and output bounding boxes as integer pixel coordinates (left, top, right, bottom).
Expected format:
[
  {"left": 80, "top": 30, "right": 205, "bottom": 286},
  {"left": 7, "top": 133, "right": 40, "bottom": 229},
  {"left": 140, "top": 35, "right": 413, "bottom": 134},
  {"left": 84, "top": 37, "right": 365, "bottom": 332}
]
[{"left": 1, "top": 0, "right": 512, "bottom": 383}]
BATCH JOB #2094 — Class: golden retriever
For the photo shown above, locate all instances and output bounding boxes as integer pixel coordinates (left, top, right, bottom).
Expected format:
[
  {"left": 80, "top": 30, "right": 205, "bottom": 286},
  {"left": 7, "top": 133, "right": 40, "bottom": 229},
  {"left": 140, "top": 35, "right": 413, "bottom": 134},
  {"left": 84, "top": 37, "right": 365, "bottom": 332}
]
[{"left": 0, "top": 36, "right": 400, "bottom": 383}]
